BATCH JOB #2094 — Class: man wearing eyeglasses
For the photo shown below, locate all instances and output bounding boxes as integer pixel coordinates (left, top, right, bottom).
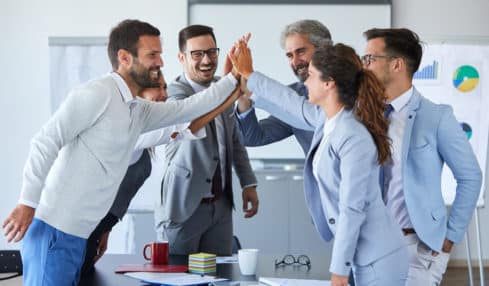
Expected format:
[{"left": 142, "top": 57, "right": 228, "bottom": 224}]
[
  {"left": 363, "top": 28, "right": 482, "bottom": 286},
  {"left": 154, "top": 25, "right": 258, "bottom": 255}
]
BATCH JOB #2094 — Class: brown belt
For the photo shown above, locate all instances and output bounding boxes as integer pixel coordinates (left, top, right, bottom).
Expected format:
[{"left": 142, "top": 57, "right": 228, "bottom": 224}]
[
  {"left": 402, "top": 228, "right": 416, "bottom": 235},
  {"left": 201, "top": 197, "right": 218, "bottom": 204}
]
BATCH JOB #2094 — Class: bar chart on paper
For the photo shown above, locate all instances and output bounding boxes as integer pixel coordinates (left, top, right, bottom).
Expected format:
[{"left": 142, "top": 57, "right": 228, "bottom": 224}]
[{"left": 413, "top": 61, "right": 439, "bottom": 80}]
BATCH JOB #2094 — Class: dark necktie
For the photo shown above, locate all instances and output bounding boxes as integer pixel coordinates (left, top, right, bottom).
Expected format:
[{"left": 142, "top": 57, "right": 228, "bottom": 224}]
[
  {"left": 384, "top": 103, "right": 394, "bottom": 118},
  {"left": 209, "top": 120, "right": 223, "bottom": 199},
  {"left": 380, "top": 104, "right": 394, "bottom": 196}
]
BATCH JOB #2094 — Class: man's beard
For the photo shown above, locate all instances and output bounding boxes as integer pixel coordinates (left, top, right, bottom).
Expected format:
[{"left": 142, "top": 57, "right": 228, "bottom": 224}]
[
  {"left": 293, "top": 62, "right": 309, "bottom": 82},
  {"left": 129, "top": 61, "right": 161, "bottom": 88}
]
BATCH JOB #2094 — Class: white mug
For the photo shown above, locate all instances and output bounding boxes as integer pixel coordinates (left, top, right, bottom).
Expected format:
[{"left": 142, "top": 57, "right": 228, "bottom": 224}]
[{"left": 238, "top": 249, "right": 259, "bottom": 275}]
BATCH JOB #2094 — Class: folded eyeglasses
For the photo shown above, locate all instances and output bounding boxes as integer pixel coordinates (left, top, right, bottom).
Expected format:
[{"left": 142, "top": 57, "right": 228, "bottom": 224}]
[{"left": 275, "top": 254, "right": 311, "bottom": 268}]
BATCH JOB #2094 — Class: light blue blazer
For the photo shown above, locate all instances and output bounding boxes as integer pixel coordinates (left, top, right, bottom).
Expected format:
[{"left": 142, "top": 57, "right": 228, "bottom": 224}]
[
  {"left": 399, "top": 88, "right": 482, "bottom": 251},
  {"left": 248, "top": 72, "right": 404, "bottom": 276}
]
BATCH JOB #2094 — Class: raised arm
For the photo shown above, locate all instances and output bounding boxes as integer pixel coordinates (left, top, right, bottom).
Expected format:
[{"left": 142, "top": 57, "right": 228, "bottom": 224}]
[
  {"left": 141, "top": 73, "right": 239, "bottom": 132},
  {"left": 229, "top": 40, "right": 320, "bottom": 130},
  {"left": 187, "top": 87, "right": 241, "bottom": 134}
]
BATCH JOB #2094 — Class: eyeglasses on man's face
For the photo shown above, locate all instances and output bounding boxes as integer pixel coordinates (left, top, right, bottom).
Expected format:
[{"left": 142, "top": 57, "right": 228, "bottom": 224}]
[
  {"left": 361, "top": 54, "right": 398, "bottom": 66},
  {"left": 275, "top": 254, "right": 311, "bottom": 268},
  {"left": 185, "top": 48, "right": 220, "bottom": 61}
]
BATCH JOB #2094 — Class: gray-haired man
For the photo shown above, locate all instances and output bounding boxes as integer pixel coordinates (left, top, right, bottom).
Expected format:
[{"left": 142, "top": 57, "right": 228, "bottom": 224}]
[{"left": 235, "top": 19, "right": 332, "bottom": 154}]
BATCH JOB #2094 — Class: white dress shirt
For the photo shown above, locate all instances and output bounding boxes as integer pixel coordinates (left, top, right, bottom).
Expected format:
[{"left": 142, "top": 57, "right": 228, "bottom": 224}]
[
  {"left": 312, "top": 109, "right": 342, "bottom": 221},
  {"left": 384, "top": 86, "right": 414, "bottom": 229},
  {"left": 130, "top": 123, "right": 206, "bottom": 165},
  {"left": 185, "top": 75, "right": 227, "bottom": 195}
]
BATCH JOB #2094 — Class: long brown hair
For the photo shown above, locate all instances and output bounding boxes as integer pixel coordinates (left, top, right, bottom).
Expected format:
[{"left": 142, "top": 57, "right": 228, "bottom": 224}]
[{"left": 311, "top": 43, "right": 391, "bottom": 164}]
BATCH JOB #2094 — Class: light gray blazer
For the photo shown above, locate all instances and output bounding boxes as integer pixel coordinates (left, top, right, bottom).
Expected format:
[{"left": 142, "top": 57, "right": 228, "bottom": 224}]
[
  {"left": 248, "top": 71, "right": 405, "bottom": 276},
  {"left": 397, "top": 88, "right": 481, "bottom": 251},
  {"left": 155, "top": 75, "right": 257, "bottom": 225}
]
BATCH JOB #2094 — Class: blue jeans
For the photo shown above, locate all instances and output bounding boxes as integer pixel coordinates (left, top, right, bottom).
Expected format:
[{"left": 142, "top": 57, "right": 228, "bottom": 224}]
[{"left": 21, "top": 218, "right": 87, "bottom": 286}]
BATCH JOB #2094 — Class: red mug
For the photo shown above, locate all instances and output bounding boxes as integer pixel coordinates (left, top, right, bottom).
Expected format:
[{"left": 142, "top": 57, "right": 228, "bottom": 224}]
[{"left": 143, "top": 242, "right": 169, "bottom": 265}]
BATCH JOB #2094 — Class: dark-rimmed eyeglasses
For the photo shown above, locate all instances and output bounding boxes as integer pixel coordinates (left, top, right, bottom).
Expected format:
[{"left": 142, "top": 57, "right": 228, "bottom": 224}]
[
  {"left": 361, "top": 54, "right": 398, "bottom": 66},
  {"left": 185, "top": 48, "right": 220, "bottom": 61},
  {"left": 275, "top": 254, "right": 311, "bottom": 268}
]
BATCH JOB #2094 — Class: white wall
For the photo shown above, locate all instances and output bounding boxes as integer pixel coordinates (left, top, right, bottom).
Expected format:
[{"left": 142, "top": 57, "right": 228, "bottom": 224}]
[
  {"left": 392, "top": 0, "right": 489, "bottom": 263},
  {"left": 2, "top": 0, "right": 489, "bottom": 264},
  {"left": 392, "top": 0, "right": 489, "bottom": 40},
  {"left": 0, "top": 0, "right": 187, "bottom": 250}
]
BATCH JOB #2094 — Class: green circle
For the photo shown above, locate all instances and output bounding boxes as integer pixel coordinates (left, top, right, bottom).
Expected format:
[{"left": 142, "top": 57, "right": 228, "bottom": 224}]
[{"left": 453, "top": 65, "right": 479, "bottom": 92}]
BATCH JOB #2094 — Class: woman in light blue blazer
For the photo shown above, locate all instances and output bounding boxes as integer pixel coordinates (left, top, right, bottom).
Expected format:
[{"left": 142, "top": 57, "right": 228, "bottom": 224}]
[{"left": 231, "top": 43, "right": 408, "bottom": 286}]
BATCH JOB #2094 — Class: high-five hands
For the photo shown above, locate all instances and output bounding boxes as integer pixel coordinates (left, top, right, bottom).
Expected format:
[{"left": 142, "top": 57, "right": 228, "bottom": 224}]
[
  {"left": 224, "top": 33, "right": 254, "bottom": 113},
  {"left": 224, "top": 33, "right": 252, "bottom": 78},
  {"left": 229, "top": 37, "right": 254, "bottom": 80}
]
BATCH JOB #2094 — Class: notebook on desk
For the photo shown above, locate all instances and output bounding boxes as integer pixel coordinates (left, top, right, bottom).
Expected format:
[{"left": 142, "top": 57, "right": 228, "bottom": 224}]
[{"left": 115, "top": 264, "right": 188, "bottom": 274}]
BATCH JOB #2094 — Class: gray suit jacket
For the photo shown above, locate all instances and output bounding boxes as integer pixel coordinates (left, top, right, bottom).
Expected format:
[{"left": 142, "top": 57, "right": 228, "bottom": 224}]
[{"left": 155, "top": 75, "right": 257, "bottom": 225}]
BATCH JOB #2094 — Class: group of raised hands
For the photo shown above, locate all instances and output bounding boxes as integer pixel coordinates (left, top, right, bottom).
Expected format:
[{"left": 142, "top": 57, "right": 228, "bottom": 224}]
[{"left": 221, "top": 33, "right": 258, "bottom": 112}]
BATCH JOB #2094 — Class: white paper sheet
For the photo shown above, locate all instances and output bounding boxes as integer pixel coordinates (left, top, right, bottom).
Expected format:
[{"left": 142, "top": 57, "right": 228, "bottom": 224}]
[
  {"left": 259, "top": 277, "right": 332, "bottom": 286},
  {"left": 125, "top": 272, "right": 228, "bottom": 285}
]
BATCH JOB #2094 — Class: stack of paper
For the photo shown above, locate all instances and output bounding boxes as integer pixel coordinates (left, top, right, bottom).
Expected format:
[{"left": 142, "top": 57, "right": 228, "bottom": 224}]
[
  {"left": 259, "top": 277, "right": 333, "bottom": 286},
  {"left": 124, "top": 272, "right": 228, "bottom": 286},
  {"left": 188, "top": 252, "right": 216, "bottom": 274}
]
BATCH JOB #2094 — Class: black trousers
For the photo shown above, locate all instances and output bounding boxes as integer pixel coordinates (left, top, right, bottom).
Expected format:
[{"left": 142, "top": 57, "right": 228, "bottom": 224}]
[{"left": 80, "top": 212, "right": 119, "bottom": 275}]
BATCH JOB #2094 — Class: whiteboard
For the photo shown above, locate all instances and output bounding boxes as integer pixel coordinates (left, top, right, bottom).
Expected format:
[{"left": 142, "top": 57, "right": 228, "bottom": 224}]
[
  {"left": 190, "top": 2, "right": 391, "bottom": 158},
  {"left": 413, "top": 42, "right": 489, "bottom": 206}
]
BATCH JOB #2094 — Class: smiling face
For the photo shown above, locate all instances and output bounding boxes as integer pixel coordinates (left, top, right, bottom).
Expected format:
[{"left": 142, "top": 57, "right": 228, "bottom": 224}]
[
  {"left": 304, "top": 62, "right": 328, "bottom": 106},
  {"left": 140, "top": 73, "right": 168, "bottom": 102},
  {"left": 128, "top": 35, "right": 164, "bottom": 88},
  {"left": 284, "top": 33, "right": 316, "bottom": 82},
  {"left": 178, "top": 34, "right": 218, "bottom": 86}
]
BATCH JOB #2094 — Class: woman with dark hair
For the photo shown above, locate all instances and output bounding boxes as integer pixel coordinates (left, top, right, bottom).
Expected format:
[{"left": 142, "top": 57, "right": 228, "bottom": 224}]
[{"left": 230, "top": 42, "right": 408, "bottom": 286}]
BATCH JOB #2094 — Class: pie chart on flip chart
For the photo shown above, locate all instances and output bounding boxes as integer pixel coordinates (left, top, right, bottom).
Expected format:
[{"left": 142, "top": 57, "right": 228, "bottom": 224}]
[{"left": 453, "top": 65, "right": 479, "bottom": 92}]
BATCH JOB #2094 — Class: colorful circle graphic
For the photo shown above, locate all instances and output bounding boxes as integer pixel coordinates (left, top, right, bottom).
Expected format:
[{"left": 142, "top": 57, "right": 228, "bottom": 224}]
[
  {"left": 460, "top": 122, "right": 472, "bottom": 140},
  {"left": 453, "top": 65, "right": 479, "bottom": 92}
]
